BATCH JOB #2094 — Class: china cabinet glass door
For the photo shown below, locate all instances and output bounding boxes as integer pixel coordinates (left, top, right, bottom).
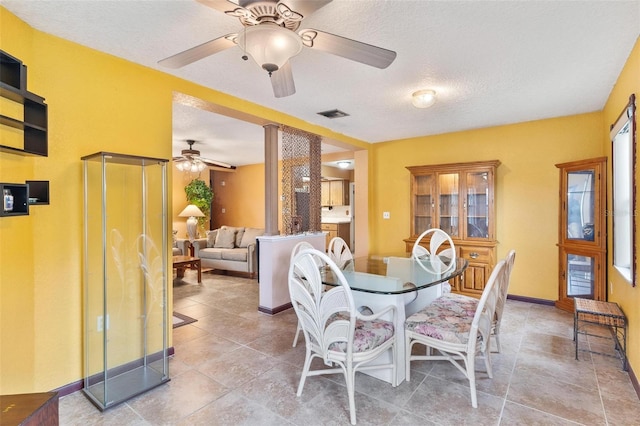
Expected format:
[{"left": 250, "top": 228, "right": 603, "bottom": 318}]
[
  {"left": 566, "top": 171, "right": 595, "bottom": 241},
  {"left": 413, "top": 174, "right": 434, "bottom": 235},
  {"left": 465, "top": 170, "right": 490, "bottom": 239},
  {"left": 556, "top": 157, "right": 606, "bottom": 312},
  {"left": 438, "top": 173, "right": 459, "bottom": 237}
]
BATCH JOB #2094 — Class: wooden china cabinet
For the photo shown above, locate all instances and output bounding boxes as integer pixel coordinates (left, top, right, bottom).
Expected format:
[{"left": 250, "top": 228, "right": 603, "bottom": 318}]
[
  {"left": 404, "top": 160, "right": 500, "bottom": 297},
  {"left": 555, "top": 157, "right": 607, "bottom": 312}
]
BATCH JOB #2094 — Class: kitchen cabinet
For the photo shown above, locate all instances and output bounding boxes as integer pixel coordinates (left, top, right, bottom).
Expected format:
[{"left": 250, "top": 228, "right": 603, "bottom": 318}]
[
  {"left": 555, "top": 157, "right": 606, "bottom": 312},
  {"left": 321, "top": 222, "right": 350, "bottom": 249},
  {"left": 321, "top": 180, "right": 349, "bottom": 206},
  {"left": 404, "top": 160, "right": 500, "bottom": 297}
]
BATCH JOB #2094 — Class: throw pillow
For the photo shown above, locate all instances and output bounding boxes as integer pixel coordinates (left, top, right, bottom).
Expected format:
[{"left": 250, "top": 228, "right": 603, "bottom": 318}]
[
  {"left": 214, "top": 226, "right": 236, "bottom": 249},
  {"left": 206, "top": 230, "right": 218, "bottom": 248},
  {"left": 239, "top": 227, "right": 264, "bottom": 248},
  {"left": 235, "top": 227, "right": 245, "bottom": 248}
]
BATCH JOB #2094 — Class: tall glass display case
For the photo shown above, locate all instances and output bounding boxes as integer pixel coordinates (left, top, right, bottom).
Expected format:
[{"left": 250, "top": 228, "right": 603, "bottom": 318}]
[{"left": 82, "top": 152, "right": 170, "bottom": 410}]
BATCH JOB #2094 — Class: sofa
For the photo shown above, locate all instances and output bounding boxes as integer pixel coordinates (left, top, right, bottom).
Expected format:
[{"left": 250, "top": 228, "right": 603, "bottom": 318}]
[
  {"left": 192, "top": 226, "right": 264, "bottom": 277},
  {"left": 172, "top": 230, "right": 190, "bottom": 256}
]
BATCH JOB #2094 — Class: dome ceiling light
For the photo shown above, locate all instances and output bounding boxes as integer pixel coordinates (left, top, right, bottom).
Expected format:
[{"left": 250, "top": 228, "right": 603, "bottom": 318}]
[{"left": 412, "top": 89, "right": 437, "bottom": 108}]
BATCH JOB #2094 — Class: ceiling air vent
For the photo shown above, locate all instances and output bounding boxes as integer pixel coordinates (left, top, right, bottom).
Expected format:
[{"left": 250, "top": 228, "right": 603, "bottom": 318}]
[{"left": 317, "top": 109, "right": 350, "bottom": 119}]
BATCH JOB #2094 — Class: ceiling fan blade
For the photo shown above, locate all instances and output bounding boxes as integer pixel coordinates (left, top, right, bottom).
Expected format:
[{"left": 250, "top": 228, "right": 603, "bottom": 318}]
[
  {"left": 201, "top": 158, "right": 236, "bottom": 169},
  {"left": 158, "top": 34, "right": 236, "bottom": 68},
  {"left": 195, "top": 0, "right": 236, "bottom": 14},
  {"left": 277, "top": 0, "right": 332, "bottom": 20},
  {"left": 300, "top": 28, "right": 396, "bottom": 69},
  {"left": 271, "top": 61, "right": 296, "bottom": 98}
]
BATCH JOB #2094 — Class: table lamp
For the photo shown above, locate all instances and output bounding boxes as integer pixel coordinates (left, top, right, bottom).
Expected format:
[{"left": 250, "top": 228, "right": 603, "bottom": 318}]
[{"left": 179, "top": 204, "right": 205, "bottom": 242}]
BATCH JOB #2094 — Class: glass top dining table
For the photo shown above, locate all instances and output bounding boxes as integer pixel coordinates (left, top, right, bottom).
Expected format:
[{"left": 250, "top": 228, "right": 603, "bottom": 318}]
[{"left": 321, "top": 253, "right": 468, "bottom": 295}]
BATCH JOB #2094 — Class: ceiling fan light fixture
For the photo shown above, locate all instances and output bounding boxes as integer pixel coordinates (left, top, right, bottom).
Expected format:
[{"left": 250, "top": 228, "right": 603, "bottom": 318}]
[
  {"left": 237, "top": 23, "right": 303, "bottom": 74},
  {"left": 412, "top": 89, "right": 437, "bottom": 108},
  {"left": 175, "top": 158, "right": 207, "bottom": 173}
]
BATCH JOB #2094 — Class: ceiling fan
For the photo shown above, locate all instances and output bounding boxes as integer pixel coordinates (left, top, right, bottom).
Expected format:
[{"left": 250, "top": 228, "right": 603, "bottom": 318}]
[
  {"left": 173, "top": 139, "right": 236, "bottom": 171},
  {"left": 158, "top": 0, "right": 397, "bottom": 98}
]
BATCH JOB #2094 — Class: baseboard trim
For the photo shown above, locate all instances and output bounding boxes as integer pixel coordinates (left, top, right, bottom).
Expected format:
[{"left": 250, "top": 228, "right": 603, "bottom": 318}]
[
  {"left": 630, "top": 363, "right": 640, "bottom": 400},
  {"left": 258, "top": 302, "right": 292, "bottom": 315},
  {"left": 52, "top": 347, "right": 175, "bottom": 398},
  {"left": 507, "top": 294, "right": 556, "bottom": 306}
]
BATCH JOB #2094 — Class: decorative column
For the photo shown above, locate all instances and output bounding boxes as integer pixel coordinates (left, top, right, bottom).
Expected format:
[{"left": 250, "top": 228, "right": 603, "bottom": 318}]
[{"left": 264, "top": 123, "right": 279, "bottom": 236}]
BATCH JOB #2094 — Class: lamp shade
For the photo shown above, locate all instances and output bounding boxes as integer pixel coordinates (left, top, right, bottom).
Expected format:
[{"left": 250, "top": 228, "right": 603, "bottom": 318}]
[
  {"left": 179, "top": 204, "right": 205, "bottom": 218},
  {"left": 179, "top": 204, "right": 205, "bottom": 242},
  {"left": 237, "top": 23, "right": 303, "bottom": 74},
  {"left": 412, "top": 89, "right": 437, "bottom": 108}
]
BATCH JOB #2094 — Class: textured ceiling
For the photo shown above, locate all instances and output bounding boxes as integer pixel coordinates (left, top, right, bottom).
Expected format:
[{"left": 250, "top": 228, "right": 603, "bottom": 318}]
[{"left": 2, "top": 0, "right": 639, "bottom": 167}]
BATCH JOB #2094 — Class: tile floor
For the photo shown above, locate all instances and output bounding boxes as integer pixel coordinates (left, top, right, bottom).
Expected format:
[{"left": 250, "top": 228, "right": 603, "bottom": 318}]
[{"left": 60, "top": 270, "right": 640, "bottom": 425}]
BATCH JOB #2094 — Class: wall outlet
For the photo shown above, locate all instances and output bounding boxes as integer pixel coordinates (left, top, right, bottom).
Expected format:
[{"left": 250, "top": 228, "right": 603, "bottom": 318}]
[
  {"left": 221, "top": 208, "right": 226, "bottom": 213},
  {"left": 97, "top": 314, "right": 110, "bottom": 332},
  {"left": 383, "top": 211, "right": 390, "bottom": 219}
]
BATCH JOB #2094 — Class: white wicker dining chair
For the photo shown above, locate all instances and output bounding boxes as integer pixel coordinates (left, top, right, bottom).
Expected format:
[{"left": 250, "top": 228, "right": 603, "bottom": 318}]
[
  {"left": 288, "top": 248, "right": 397, "bottom": 425},
  {"left": 404, "top": 259, "right": 507, "bottom": 408},
  {"left": 438, "top": 249, "right": 516, "bottom": 353},
  {"left": 492, "top": 249, "right": 516, "bottom": 352},
  {"left": 327, "top": 236, "right": 353, "bottom": 270},
  {"left": 412, "top": 228, "right": 456, "bottom": 292},
  {"left": 290, "top": 241, "right": 318, "bottom": 347}
]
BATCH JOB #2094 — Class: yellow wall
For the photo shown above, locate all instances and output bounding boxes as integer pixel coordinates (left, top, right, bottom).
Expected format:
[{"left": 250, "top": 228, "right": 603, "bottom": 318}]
[
  {"left": 210, "top": 164, "right": 266, "bottom": 229},
  {"left": 172, "top": 169, "right": 214, "bottom": 239},
  {"left": 604, "top": 37, "right": 640, "bottom": 379},
  {"left": 369, "top": 112, "right": 605, "bottom": 300},
  {"left": 0, "top": 8, "right": 365, "bottom": 394}
]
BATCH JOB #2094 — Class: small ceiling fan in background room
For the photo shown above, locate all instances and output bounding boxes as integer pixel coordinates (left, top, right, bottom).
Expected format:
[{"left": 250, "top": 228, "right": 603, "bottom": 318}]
[
  {"left": 158, "top": 0, "right": 397, "bottom": 97},
  {"left": 174, "top": 139, "right": 236, "bottom": 172}
]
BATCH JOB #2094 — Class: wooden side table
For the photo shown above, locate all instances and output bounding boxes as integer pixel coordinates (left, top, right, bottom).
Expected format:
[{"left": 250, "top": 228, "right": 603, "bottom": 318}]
[{"left": 574, "top": 297, "right": 627, "bottom": 370}]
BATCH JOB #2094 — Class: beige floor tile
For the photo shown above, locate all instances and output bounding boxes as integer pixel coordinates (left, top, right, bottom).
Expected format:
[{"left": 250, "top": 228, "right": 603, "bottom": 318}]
[
  {"left": 404, "top": 375, "right": 503, "bottom": 425},
  {"left": 499, "top": 401, "right": 578, "bottom": 425},
  {"left": 58, "top": 274, "right": 639, "bottom": 426},
  {"left": 126, "top": 369, "right": 229, "bottom": 424},
  {"left": 507, "top": 366, "right": 605, "bottom": 424},
  {"left": 178, "top": 390, "right": 291, "bottom": 426}
]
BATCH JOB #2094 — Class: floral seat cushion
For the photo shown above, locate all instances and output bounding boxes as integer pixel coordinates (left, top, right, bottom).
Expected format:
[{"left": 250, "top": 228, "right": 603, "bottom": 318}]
[
  {"left": 328, "top": 313, "right": 394, "bottom": 353},
  {"left": 405, "top": 296, "right": 477, "bottom": 345},
  {"left": 439, "top": 293, "right": 479, "bottom": 312}
]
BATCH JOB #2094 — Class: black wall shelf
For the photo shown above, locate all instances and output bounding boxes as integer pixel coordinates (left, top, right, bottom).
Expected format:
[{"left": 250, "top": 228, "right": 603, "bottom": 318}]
[
  {"left": 1, "top": 51, "right": 50, "bottom": 217},
  {"left": 1, "top": 183, "right": 29, "bottom": 217},
  {"left": 0, "top": 50, "right": 48, "bottom": 157},
  {"left": 26, "top": 180, "right": 49, "bottom": 205}
]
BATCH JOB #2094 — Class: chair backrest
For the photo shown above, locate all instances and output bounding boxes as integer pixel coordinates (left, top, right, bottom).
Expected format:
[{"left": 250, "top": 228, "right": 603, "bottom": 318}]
[
  {"left": 468, "top": 259, "right": 507, "bottom": 353},
  {"left": 290, "top": 241, "right": 316, "bottom": 262},
  {"left": 328, "top": 237, "right": 353, "bottom": 270},
  {"left": 288, "top": 248, "right": 357, "bottom": 356},
  {"left": 495, "top": 249, "right": 516, "bottom": 322},
  {"left": 412, "top": 228, "right": 456, "bottom": 273}
]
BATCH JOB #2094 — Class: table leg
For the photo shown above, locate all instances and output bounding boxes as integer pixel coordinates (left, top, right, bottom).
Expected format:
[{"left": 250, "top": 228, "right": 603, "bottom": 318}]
[
  {"left": 196, "top": 259, "right": 202, "bottom": 283},
  {"left": 176, "top": 266, "right": 185, "bottom": 278}
]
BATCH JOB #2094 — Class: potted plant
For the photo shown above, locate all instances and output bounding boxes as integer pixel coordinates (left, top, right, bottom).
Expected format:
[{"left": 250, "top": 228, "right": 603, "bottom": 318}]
[{"left": 184, "top": 178, "right": 213, "bottom": 235}]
